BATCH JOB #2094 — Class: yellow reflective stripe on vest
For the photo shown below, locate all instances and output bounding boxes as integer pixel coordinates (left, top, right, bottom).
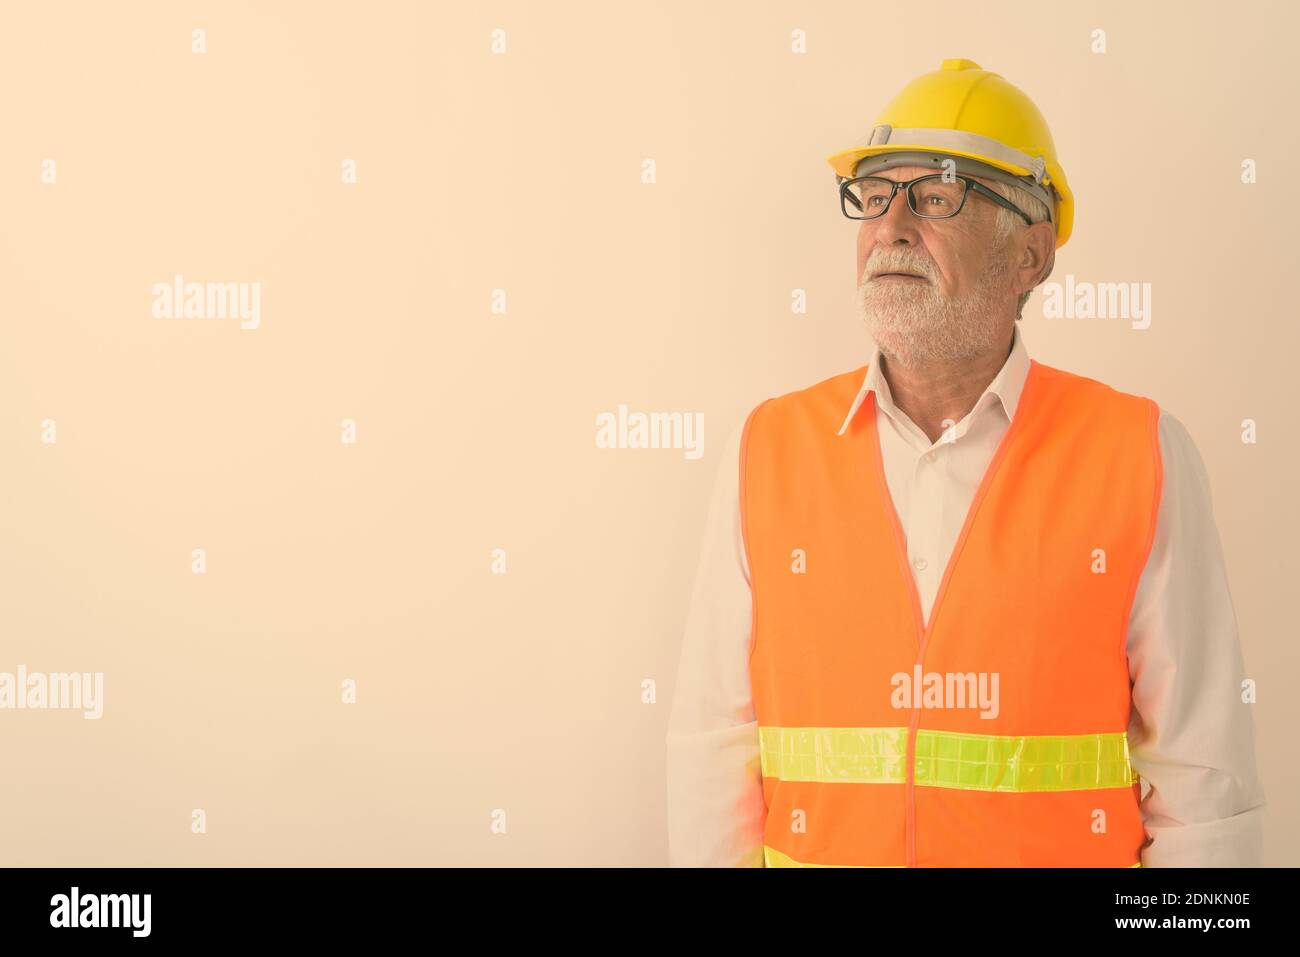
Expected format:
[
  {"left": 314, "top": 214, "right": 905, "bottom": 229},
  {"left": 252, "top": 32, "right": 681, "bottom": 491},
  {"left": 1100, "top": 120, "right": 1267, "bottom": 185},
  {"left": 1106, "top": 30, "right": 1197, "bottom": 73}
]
[
  {"left": 764, "top": 845, "right": 903, "bottom": 867},
  {"left": 763, "top": 845, "right": 1142, "bottom": 868},
  {"left": 759, "top": 727, "right": 908, "bottom": 784},
  {"left": 758, "top": 727, "right": 1135, "bottom": 792}
]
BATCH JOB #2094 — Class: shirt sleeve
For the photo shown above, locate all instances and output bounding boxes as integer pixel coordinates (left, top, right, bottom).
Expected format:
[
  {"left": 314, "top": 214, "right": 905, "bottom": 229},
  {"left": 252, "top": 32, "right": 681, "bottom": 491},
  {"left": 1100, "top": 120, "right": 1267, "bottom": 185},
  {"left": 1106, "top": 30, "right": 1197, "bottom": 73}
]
[
  {"left": 665, "top": 419, "right": 767, "bottom": 866},
  {"left": 1125, "top": 409, "right": 1267, "bottom": 866}
]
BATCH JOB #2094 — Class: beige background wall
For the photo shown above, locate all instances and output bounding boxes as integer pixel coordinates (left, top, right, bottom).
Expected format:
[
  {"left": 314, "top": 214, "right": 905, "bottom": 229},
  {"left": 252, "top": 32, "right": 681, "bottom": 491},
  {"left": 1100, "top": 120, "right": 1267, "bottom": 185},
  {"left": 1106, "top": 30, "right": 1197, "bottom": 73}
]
[{"left": 0, "top": 0, "right": 1294, "bottom": 865}]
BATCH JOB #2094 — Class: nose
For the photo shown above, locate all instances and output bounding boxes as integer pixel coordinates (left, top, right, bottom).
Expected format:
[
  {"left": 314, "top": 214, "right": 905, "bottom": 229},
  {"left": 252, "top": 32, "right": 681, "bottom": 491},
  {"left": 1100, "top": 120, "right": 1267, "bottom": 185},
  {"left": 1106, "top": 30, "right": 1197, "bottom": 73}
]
[
  {"left": 870, "top": 186, "right": 922, "bottom": 247},
  {"left": 858, "top": 186, "right": 922, "bottom": 284}
]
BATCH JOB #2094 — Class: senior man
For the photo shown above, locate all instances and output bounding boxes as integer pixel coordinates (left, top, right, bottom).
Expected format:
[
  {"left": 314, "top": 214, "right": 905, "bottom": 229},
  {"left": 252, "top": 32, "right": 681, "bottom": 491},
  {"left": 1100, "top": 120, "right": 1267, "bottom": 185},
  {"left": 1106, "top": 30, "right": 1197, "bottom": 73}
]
[{"left": 665, "top": 59, "right": 1265, "bottom": 867}]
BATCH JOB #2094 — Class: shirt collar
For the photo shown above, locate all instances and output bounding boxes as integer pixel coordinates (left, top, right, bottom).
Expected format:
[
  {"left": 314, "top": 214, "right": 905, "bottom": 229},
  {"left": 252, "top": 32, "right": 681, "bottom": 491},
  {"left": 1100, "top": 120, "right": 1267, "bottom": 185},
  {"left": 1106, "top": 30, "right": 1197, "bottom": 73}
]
[{"left": 836, "top": 323, "right": 1032, "bottom": 437}]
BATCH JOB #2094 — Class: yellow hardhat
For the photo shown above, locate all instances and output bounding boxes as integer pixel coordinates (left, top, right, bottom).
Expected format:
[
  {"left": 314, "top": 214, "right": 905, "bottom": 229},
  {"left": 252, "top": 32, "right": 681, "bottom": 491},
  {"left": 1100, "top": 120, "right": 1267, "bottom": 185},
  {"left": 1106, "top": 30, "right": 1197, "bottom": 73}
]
[{"left": 827, "top": 58, "right": 1074, "bottom": 248}]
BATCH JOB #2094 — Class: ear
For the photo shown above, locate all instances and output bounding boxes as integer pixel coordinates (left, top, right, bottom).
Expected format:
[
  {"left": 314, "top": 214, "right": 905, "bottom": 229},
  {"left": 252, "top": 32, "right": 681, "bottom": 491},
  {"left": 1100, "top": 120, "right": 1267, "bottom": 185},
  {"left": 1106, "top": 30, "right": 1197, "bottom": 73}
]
[{"left": 1016, "top": 220, "right": 1055, "bottom": 295}]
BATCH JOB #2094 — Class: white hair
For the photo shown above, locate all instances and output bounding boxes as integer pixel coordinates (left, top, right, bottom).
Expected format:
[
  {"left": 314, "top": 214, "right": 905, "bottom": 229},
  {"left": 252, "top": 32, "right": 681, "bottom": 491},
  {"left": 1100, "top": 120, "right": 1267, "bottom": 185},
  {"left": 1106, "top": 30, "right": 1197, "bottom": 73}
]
[{"left": 982, "top": 178, "right": 1054, "bottom": 321}]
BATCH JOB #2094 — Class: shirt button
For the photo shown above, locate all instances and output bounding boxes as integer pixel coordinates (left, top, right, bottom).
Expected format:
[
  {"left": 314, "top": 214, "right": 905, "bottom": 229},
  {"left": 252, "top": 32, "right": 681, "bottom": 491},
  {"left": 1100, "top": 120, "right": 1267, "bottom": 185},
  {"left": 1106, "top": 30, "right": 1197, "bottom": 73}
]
[
  {"left": 924, "top": 451, "right": 936, "bottom": 463},
  {"left": 913, "top": 557, "right": 928, "bottom": 571}
]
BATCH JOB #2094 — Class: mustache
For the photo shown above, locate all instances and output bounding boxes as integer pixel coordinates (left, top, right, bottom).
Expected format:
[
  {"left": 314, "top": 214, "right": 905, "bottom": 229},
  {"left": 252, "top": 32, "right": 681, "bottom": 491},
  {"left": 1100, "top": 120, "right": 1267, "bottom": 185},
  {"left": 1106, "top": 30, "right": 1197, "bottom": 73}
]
[{"left": 865, "top": 257, "right": 934, "bottom": 279}]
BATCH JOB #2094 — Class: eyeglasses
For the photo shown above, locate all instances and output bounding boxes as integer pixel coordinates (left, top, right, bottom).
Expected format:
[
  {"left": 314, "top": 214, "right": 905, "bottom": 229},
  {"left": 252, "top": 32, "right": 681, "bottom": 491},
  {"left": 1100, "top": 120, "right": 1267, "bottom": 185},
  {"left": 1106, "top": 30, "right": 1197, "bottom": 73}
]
[{"left": 839, "top": 173, "right": 1035, "bottom": 226}]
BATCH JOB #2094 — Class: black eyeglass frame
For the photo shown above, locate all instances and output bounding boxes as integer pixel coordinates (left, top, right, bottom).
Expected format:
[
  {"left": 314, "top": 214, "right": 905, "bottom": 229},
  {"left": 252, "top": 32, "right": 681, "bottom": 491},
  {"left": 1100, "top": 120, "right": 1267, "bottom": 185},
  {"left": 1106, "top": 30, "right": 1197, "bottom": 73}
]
[{"left": 838, "top": 173, "right": 1035, "bottom": 226}]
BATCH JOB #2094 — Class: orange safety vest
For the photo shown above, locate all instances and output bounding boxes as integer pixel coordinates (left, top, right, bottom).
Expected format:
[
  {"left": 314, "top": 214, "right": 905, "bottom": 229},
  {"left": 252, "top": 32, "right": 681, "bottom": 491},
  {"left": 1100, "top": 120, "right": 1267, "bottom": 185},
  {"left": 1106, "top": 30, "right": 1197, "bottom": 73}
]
[{"left": 740, "top": 358, "right": 1162, "bottom": 867}]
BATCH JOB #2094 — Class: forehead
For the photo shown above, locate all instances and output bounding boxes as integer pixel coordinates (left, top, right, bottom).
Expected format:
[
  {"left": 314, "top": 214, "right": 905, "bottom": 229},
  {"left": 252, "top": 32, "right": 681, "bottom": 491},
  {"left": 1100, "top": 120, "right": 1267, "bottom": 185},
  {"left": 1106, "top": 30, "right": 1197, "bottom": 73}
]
[
  {"left": 869, "top": 164, "right": 933, "bottom": 180},
  {"left": 868, "top": 163, "right": 989, "bottom": 186}
]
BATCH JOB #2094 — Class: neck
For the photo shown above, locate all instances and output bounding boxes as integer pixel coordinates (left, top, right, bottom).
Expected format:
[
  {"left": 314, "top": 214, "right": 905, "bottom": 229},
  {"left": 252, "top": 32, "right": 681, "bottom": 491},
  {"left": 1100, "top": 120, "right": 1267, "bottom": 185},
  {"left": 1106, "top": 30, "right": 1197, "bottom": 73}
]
[{"left": 880, "top": 327, "right": 1014, "bottom": 445}]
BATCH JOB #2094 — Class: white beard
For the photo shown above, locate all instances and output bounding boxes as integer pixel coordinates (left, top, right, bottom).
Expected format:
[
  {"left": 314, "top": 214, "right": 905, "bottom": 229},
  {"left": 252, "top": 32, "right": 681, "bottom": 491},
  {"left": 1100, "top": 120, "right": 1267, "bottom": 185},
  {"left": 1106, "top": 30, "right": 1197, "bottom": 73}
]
[{"left": 856, "top": 239, "right": 1012, "bottom": 367}]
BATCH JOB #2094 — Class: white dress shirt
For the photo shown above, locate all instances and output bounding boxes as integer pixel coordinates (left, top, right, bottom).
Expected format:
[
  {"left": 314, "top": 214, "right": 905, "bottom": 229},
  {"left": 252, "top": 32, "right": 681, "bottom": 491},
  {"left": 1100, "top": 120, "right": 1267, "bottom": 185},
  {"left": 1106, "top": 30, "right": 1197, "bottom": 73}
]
[{"left": 666, "top": 324, "right": 1267, "bottom": 867}]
